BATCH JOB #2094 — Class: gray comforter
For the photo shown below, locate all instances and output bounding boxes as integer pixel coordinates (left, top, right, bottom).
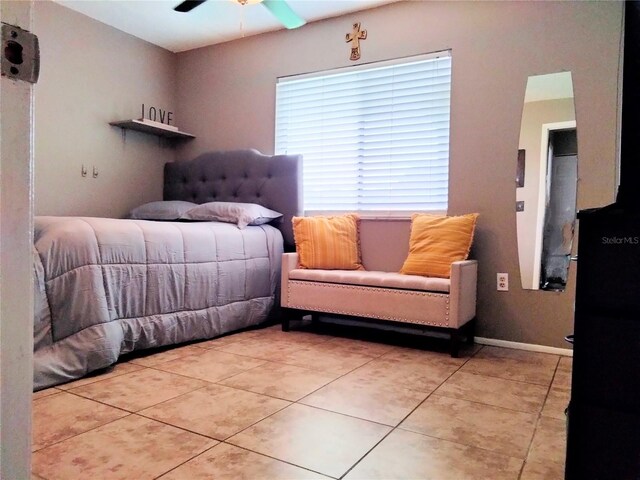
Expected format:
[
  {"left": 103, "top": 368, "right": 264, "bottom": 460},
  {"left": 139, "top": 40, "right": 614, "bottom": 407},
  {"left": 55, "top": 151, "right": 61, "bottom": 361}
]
[{"left": 33, "top": 216, "right": 283, "bottom": 390}]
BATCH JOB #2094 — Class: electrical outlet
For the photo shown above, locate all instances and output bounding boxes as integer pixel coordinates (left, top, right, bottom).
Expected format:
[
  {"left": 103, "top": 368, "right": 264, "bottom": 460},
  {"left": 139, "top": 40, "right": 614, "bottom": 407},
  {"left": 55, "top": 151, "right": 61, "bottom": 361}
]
[{"left": 497, "top": 273, "right": 509, "bottom": 291}]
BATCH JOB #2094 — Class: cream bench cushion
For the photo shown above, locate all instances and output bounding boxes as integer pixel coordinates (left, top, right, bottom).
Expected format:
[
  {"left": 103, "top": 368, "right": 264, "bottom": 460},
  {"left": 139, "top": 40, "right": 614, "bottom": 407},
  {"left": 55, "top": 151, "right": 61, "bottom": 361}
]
[{"left": 288, "top": 269, "right": 450, "bottom": 293}]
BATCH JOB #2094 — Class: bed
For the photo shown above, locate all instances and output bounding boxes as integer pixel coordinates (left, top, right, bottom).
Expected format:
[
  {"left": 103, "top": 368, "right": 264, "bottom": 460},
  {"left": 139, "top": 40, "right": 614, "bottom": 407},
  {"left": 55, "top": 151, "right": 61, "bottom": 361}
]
[{"left": 33, "top": 149, "right": 302, "bottom": 390}]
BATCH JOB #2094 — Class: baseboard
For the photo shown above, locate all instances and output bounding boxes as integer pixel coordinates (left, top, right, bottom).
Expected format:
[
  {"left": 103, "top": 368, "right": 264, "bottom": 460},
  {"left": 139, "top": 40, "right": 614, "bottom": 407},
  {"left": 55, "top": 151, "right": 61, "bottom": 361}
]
[{"left": 476, "top": 337, "right": 573, "bottom": 357}]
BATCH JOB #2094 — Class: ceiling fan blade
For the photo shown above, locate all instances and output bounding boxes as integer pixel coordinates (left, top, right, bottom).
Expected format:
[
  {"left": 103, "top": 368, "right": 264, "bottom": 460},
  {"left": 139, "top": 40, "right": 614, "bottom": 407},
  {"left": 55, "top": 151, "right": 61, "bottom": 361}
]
[
  {"left": 174, "top": 0, "right": 207, "bottom": 13},
  {"left": 261, "top": 0, "right": 306, "bottom": 29}
]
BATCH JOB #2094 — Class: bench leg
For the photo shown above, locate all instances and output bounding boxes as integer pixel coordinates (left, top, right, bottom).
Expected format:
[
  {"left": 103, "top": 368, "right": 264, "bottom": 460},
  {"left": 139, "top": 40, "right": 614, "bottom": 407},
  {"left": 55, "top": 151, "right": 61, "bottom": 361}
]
[
  {"left": 281, "top": 307, "right": 298, "bottom": 331},
  {"left": 281, "top": 308, "right": 312, "bottom": 332},
  {"left": 450, "top": 329, "right": 461, "bottom": 358},
  {"left": 282, "top": 316, "right": 290, "bottom": 332},
  {"left": 465, "top": 317, "right": 477, "bottom": 345},
  {"left": 449, "top": 319, "right": 476, "bottom": 357}
]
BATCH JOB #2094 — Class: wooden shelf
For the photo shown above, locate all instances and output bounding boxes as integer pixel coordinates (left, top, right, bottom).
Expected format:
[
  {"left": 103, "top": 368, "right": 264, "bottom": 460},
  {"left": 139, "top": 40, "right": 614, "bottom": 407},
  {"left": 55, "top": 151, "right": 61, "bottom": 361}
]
[{"left": 109, "top": 119, "right": 195, "bottom": 139}]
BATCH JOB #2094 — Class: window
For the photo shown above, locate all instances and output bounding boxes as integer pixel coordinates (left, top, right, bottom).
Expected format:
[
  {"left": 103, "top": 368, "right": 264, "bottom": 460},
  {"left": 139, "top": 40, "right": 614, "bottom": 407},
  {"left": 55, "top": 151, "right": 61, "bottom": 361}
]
[{"left": 275, "top": 51, "right": 452, "bottom": 215}]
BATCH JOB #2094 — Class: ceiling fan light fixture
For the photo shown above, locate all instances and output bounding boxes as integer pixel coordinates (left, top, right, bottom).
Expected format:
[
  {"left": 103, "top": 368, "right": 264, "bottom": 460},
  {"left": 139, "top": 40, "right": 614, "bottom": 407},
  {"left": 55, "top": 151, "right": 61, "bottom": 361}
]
[
  {"left": 262, "top": 0, "right": 306, "bottom": 29},
  {"left": 235, "top": 0, "right": 263, "bottom": 5}
]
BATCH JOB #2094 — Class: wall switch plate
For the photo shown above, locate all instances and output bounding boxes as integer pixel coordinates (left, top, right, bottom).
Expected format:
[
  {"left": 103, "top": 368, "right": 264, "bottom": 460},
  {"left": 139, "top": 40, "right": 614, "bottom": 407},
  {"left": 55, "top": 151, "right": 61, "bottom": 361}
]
[{"left": 497, "top": 273, "right": 509, "bottom": 291}]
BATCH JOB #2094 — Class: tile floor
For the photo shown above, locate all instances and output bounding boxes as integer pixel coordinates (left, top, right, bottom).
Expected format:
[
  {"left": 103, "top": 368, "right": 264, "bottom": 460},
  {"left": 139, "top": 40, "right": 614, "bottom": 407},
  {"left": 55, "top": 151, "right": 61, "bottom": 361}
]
[{"left": 31, "top": 323, "right": 571, "bottom": 480}]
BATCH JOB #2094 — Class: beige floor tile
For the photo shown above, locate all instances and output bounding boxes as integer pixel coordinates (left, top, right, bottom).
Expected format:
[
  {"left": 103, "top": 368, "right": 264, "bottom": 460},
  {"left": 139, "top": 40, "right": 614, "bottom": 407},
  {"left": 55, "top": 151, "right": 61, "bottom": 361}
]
[
  {"left": 196, "top": 329, "right": 271, "bottom": 349},
  {"left": 195, "top": 335, "right": 247, "bottom": 349},
  {"left": 30, "top": 328, "right": 572, "bottom": 479},
  {"left": 300, "top": 374, "right": 428, "bottom": 426},
  {"left": 400, "top": 395, "right": 537, "bottom": 458},
  {"left": 268, "top": 344, "right": 376, "bottom": 375},
  {"left": 261, "top": 324, "right": 283, "bottom": 331},
  {"left": 32, "top": 391, "right": 129, "bottom": 451},
  {"left": 435, "top": 372, "right": 548, "bottom": 413},
  {"left": 346, "top": 355, "right": 460, "bottom": 393},
  {"left": 461, "top": 341, "right": 484, "bottom": 357},
  {"left": 140, "top": 384, "right": 289, "bottom": 440},
  {"left": 216, "top": 337, "right": 312, "bottom": 359},
  {"left": 378, "top": 341, "right": 482, "bottom": 360},
  {"left": 159, "top": 442, "right": 330, "bottom": 479},
  {"left": 33, "top": 387, "right": 61, "bottom": 400},
  {"left": 551, "top": 367, "right": 572, "bottom": 390},
  {"left": 382, "top": 345, "right": 476, "bottom": 364},
  {"left": 69, "top": 368, "right": 207, "bottom": 412},
  {"left": 219, "top": 361, "right": 340, "bottom": 401},
  {"left": 460, "top": 346, "right": 559, "bottom": 386},
  {"left": 520, "top": 459, "right": 565, "bottom": 480},
  {"left": 56, "top": 361, "right": 145, "bottom": 390},
  {"left": 557, "top": 356, "right": 573, "bottom": 372},
  {"left": 321, "top": 336, "right": 398, "bottom": 357},
  {"left": 128, "top": 344, "right": 208, "bottom": 367},
  {"left": 541, "top": 387, "right": 570, "bottom": 420},
  {"left": 152, "top": 349, "right": 266, "bottom": 383},
  {"left": 344, "top": 429, "right": 522, "bottom": 480},
  {"left": 541, "top": 368, "right": 571, "bottom": 420},
  {"left": 527, "top": 416, "right": 567, "bottom": 467},
  {"left": 227, "top": 403, "right": 391, "bottom": 478},
  {"left": 260, "top": 328, "right": 333, "bottom": 345},
  {"left": 32, "top": 415, "right": 216, "bottom": 480}
]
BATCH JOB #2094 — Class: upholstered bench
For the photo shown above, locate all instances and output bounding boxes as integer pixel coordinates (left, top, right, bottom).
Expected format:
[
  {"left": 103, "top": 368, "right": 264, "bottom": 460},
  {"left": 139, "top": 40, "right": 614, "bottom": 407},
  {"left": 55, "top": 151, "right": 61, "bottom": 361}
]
[{"left": 280, "top": 216, "right": 478, "bottom": 357}]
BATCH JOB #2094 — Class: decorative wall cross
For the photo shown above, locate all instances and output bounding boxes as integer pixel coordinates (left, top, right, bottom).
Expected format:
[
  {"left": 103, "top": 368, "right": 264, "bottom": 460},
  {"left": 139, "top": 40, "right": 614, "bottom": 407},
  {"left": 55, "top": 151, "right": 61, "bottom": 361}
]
[{"left": 345, "top": 22, "right": 367, "bottom": 61}]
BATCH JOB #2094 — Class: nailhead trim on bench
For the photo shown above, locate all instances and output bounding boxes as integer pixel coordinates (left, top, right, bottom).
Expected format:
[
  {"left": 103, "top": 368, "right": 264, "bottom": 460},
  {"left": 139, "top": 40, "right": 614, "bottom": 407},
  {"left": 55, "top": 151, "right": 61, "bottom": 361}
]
[{"left": 287, "top": 280, "right": 450, "bottom": 327}]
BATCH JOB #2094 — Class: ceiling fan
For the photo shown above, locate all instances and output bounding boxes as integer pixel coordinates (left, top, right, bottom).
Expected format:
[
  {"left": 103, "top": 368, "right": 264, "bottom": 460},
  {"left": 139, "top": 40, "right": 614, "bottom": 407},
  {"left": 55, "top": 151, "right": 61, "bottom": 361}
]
[{"left": 174, "top": 0, "right": 306, "bottom": 30}]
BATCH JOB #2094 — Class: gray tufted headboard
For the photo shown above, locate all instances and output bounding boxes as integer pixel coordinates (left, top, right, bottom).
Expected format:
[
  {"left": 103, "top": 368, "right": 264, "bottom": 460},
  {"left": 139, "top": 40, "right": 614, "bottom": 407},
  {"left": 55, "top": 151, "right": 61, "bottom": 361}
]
[{"left": 163, "top": 149, "right": 302, "bottom": 250}]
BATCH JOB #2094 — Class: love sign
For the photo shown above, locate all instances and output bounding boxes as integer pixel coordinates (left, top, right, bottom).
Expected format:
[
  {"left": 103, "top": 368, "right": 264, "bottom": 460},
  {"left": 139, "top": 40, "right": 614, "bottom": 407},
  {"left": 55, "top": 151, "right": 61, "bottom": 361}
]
[{"left": 141, "top": 104, "right": 174, "bottom": 126}]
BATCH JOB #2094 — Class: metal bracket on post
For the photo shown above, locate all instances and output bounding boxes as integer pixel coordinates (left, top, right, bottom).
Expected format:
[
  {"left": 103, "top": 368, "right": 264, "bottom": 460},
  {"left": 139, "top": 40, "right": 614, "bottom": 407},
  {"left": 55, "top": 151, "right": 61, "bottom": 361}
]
[{"left": 1, "top": 23, "right": 40, "bottom": 83}]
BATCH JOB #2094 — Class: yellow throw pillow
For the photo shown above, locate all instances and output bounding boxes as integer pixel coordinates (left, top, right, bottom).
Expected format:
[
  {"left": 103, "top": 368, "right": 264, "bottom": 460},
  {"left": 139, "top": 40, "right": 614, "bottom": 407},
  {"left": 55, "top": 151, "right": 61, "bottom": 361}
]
[
  {"left": 292, "top": 214, "right": 363, "bottom": 270},
  {"left": 400, "top": 213, "right": 479, "bottom": 278}
]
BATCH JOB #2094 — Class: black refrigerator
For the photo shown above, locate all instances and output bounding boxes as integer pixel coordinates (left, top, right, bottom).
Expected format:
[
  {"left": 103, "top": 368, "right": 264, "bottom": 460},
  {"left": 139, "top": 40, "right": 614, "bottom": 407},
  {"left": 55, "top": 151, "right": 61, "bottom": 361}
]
[
  {"left": 565, "top": 2, "right": 640, "bottom": 479},
  {"left": 565, "top": 206, "right": 640, "bottom": 479}
]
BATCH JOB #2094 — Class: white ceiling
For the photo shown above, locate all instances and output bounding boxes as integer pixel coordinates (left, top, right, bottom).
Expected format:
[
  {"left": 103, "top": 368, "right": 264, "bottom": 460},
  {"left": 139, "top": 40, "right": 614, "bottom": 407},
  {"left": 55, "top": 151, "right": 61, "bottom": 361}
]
[
  {"left": 55, "top": 0, "right": 400, "bottom": 53},
  {"left": 524, "top": 71, "right": 574, "bottom": 103}
]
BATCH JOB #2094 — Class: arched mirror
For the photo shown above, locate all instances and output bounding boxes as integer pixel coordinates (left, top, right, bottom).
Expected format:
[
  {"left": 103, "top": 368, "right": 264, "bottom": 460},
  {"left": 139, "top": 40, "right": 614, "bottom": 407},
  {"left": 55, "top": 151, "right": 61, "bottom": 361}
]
[{"left": 517, "top": 72, "right": 577, "bottom": 291}]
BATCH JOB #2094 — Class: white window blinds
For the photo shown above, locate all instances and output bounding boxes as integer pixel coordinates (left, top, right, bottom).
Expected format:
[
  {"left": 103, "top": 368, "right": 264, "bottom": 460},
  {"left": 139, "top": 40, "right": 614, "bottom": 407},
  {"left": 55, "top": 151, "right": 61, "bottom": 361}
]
[{"left": 275, "top": 51, "right": 452, "bottom": 214}]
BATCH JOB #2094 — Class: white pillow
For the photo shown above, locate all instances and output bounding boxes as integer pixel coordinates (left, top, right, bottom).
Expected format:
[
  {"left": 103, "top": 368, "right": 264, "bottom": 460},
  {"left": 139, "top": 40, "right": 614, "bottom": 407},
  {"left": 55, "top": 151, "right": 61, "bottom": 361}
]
[
  {"left": 180, "top": 202, "right": 283, "bottom": 228},
  {"left": 128, "top": 200, "right": 197, "bottom": 220}
]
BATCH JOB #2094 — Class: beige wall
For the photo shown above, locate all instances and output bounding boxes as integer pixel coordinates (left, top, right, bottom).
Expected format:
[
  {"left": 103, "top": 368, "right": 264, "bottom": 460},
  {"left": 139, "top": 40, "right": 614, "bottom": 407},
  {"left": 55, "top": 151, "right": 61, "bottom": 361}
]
[
  {"left": 33, "top": 1, "right": 178, "bottom": 219},
  {"left": 517, "top": 98, "right": 576, "bottom": 289},
  {"left": 176, "top": 0, "right": 623, "bottom": 348}
]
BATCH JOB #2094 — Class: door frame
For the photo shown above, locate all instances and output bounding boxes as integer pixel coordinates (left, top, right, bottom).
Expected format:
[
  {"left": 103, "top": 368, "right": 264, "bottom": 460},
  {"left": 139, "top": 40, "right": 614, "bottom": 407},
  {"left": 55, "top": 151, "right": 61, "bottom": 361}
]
[
  {"left": 0, "top": 1, "right": 35, "bottom": 477},
  {"left": 533, "top": 120, "right": 577, "bottom": 288}
]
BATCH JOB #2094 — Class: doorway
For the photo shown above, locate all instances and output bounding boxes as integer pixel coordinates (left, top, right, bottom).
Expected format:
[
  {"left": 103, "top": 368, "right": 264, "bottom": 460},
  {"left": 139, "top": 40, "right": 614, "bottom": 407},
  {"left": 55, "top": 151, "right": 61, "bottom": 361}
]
[{"left": 540, "top": 128, "right": 578, "bottom": 290}]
